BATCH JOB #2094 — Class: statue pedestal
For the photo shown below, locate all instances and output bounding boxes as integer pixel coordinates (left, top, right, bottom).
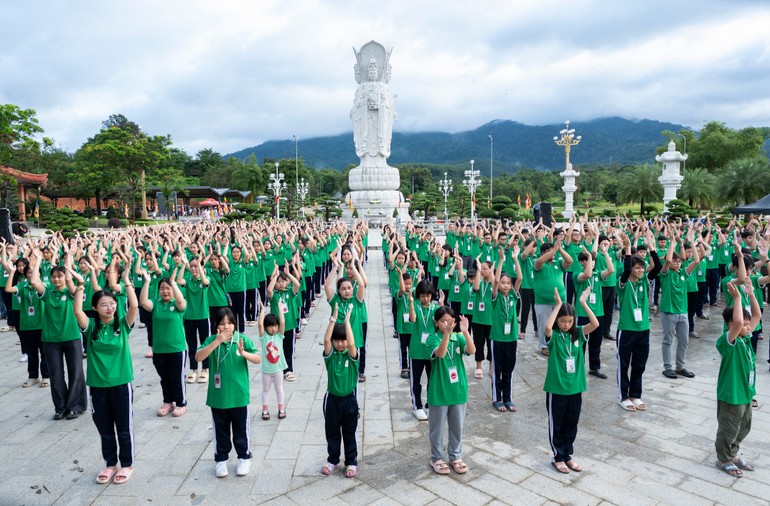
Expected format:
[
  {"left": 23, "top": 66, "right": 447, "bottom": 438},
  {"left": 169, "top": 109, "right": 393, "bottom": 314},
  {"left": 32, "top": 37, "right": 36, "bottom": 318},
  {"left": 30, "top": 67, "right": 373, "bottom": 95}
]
[{"left": 343, "top": 189, "right": 410, "bottom": 225}]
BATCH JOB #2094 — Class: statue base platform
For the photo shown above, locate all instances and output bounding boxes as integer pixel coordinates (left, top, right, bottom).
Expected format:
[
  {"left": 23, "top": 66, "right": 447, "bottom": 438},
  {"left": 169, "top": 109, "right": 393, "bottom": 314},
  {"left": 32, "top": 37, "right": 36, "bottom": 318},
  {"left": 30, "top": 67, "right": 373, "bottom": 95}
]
[{"left": 342, "top": 190, "right": 410, "bottom": 225}]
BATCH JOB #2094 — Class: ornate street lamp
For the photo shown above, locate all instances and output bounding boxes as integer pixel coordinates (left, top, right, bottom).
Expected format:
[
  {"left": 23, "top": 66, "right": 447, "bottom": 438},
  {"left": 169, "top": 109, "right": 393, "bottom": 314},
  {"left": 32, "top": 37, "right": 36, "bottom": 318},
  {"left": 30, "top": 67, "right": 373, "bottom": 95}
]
[
  {"left": 463, "top": 160, "right": 481, "bottom": 223},
  {"left": 553, "top": 120, "right": 582, "bottom": 219},
  {"left": 268, "top": 161, "right": 287, "bottom": 219},
  {"left": 439, "top": 171, "right": 453, "bottom": 223}
]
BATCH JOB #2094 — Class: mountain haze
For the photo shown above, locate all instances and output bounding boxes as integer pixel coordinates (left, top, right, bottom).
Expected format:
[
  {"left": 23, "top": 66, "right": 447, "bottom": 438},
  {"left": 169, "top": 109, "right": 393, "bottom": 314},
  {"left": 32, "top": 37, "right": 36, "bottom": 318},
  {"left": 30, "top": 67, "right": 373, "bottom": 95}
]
[{"left": 227, "top": 117, "right": 688, "bottom": 172}]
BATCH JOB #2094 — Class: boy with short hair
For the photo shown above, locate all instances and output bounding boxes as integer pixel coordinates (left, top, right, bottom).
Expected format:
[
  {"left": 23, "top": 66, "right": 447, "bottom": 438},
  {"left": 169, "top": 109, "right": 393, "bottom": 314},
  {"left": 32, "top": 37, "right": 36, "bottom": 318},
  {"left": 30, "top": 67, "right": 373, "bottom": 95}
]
[
  {"left": 715, "top": 280, "right": 761, "bottom": 477},
  {"left": 321, "top": 306, "right": 359, "bottom": 478}
]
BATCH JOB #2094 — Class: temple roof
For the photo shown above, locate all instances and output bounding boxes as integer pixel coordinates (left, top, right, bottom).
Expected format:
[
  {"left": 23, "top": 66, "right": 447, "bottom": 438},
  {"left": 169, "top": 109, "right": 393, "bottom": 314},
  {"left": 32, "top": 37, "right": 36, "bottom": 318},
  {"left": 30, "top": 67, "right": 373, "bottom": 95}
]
[{"left": 0, "top": 165, "right": 48, "bottom": 186}]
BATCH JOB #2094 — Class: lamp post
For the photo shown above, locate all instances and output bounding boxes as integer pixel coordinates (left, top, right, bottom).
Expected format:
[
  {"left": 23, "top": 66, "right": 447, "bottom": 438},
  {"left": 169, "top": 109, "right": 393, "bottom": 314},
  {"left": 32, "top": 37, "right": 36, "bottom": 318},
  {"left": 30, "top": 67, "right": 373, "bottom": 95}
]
[
  {"left": 553, "top": 120, "right": 582, "bottom": 219},
  {"left": 298, "top": 177, "right": 309, "bottom": 217},
  {"left": 463, "top": 159, "right": 481, "bottom": 223},
  {"left": 293, "top": 135, "right": 299, "bottom": 194},
  {"left": 677, "top": 133, "right": 687, "bottom": 171},
  {"left": 439, "top": 171, "right": 453, "bottom": 223},
  {"left": 268, "top": 161, "right": 286, "bottom": 219},
  {"left": 489, "top": 132, "right": 494, "bottom": 202}
]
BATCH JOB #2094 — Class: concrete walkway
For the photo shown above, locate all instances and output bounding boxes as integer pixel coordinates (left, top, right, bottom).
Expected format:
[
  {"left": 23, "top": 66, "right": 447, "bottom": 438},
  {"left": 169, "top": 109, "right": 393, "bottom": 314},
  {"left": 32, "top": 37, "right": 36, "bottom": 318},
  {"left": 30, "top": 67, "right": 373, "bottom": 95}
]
[{"left": 1, "top": 230, "right": 769, "bottom": 505}]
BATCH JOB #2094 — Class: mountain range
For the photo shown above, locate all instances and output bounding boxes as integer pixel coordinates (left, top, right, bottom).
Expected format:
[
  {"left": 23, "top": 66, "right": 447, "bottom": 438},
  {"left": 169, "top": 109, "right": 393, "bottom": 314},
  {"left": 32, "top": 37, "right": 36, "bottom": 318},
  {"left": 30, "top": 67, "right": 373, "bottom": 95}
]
[{"left": 227, "top": 117, "right": 689, "bottom": 172}]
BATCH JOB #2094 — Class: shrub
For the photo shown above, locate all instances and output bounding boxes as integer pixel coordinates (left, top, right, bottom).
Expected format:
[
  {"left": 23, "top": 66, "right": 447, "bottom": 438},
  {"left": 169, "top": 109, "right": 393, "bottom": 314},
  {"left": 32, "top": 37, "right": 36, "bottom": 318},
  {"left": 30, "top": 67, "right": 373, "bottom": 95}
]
[
  {"left": 106, "top": 206, "right": 120, "bottom": 219},
  {"left": 83, "top": 206, "right": 94, "bottom": 219},
  {"left": 108, "top": 217, "right": 124, "bottom": 228}
]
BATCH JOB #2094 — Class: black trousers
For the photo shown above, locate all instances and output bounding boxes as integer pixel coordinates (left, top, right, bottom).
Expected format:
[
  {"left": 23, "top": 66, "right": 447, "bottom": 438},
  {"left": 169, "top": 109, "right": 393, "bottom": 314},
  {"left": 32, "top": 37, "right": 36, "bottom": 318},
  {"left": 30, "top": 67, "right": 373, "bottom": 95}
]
[
  {"left": 258, "top": 281, "right": 267, "bottom": 306},
  {"left": 245, "top": 288, "right": 258, "bottom": 321},
  {"left": 43, "top": 340, "right": 86, "bottom": 413},
  {"left": 227, "top": 291, "right": 246, "bottom": 332},
  {"left": 706, "top": 268, "right": 720, "bottom": 305},
  {"left": 491, "top": 340, "right": 517, "bottom": 403},
  {"left": 323, "top": 392, "right": 359, "bottom": 466},
  {"left": 211, "top": 406, "right": 251, "bottom": 462},
  {"left": 653, "top": 276, "right": 661, "bottom": 306},
  {"left": 90, "top": 383, "right": 134, "bottom": 467},
  {"left": 520, "top": 288, "right": 537, "bottom": 333},
  {"left": 471, "top": 322, "right": 491, "bottom": 363},
  {"left": 360, "top": 322, "right": 368, "bottom": 375},
  {"left": 409, "top": 358, "right": 432, "bottom": 410},
  {"left": 546, "top": 392, "right": 582, "bottom": 463},
  {"left": 398, "top": 333, "right": 410, "bottom": 370},
  {"left": 184, "top": 319, "right": 210, "bottom": 370},
  {"left": 601, "top": 286, "right": 616, "bottom": 338},
  {"left": 283, "top": 328, "right": 295, "bottom": 373},
  {"left": 687, "top": 291, "right": 698, "bottom": 332},
  {"left": 697, "top": 281, "right": 708, "bottom": 314},
  {"left": 616, "top": 329, "right": 650, "bottom": 400},
  {"left": 136, "top": 286, "right": 153, "bottom": 346},
  {"left": 578, "top": 316, "right": 603, "bottom": 371},
  {"left": 565, "top": 272, "right": 576, "bottom": 305},
  {"left": 20, "top": 329, "right": 48, "bottom": 379},
  {"left": 302, "top": 276, "right": 314, "bottom": 317},
  {"left": 152, "top": 351, "right": 187, "bottom": 406}
]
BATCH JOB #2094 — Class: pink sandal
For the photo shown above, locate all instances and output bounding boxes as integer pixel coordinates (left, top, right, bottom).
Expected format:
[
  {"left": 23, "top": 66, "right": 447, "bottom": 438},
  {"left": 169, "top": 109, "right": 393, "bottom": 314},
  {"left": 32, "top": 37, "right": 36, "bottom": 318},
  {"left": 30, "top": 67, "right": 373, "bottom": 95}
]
[{"left": 156, "top": 403, "right": 174, "bottom": 417}]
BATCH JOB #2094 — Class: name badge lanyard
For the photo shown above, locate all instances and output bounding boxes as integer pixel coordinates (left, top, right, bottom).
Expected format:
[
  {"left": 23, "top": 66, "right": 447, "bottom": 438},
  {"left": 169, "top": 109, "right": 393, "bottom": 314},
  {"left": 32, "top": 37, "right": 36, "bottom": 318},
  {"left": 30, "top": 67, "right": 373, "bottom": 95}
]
[
  {"left": 501, "top": 293, "right": 513, "bottom": 323},
  {"left": 562, "top": 330, "right": 577, "bottom": 373},
  {"left": 419, "top": 304, "right": 432, "bottom": 330},
  {"left": 479, "top": 280, "right": 491, "bottom": 310}
]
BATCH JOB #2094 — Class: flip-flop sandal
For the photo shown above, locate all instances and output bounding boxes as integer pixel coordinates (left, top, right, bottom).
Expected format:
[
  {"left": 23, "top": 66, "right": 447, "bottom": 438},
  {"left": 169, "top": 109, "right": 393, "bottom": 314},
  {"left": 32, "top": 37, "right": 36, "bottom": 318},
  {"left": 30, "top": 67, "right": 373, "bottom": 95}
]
[
  {"left": 430, "top": 459, "right": 451, "bottom": 475},
  {"left": 450, "top": 459, "right": 468, "bottom": 474},
  {"left": 565, "top": 460, "right": 582, "bottom": 472},
  {"left": 733, "top": 458, "right": 754, "bottom": 471},
  {"left": 630, "top": 398, "right": 647, "bottom": 411},
  {"left": 751, "top": 399, "right": 758, "bottom": 408},
  {"left": 473, "top": 369, "right": 483, "bottom": 379},
  {"left": 321, "top": 462, "right": 337, "bottom": 475},
  {"left": 113, "top": 466, "right": 134, "bottom": 484},
  {"left": 344, "top": 465, "right": 357, "bottom": 478},
  {"left": 716, "top": 461, "right": 743, "bottom": 477},
  {"left": 618, "top": 399, "right": 636, "bottom": 411},
  {"left": 552, "top": 461, "right": 570, "bottom": 474},
  {"left": 278, "top": 410, "right": 287, "bottom": 419},
  {"left": 262, "top": 411, "right": 270, "bottom": 421},
  {"left": 505, "top": 402, "right": 517, "bottom": 412},
  {"left": 492, "top": 401, "right": 506, "bottom": 412},
  {"left": 96, "top": 466, "right": 117, "bottom": 484}
]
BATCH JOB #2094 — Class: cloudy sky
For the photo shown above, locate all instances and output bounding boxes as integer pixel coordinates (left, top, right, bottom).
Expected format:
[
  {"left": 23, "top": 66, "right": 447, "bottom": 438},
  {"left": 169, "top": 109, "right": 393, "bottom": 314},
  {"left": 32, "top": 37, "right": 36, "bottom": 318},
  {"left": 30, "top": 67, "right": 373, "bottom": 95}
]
[{"left": 2, "top": 0, "right": 769, "bottom": 156}]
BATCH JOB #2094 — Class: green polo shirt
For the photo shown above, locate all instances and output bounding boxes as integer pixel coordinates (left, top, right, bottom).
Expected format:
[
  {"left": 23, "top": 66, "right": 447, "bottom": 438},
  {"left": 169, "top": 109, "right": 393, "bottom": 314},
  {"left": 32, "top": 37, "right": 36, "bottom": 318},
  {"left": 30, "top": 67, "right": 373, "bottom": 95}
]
[
  {"left": 206, "top": 267, "right": 229, "bottom": 307},
  {"left": 490, "top": 292, "right": 519, "bottom": 342},
  {"left": 573, "top": 270, "right": 604, "bottom": 318},
  {"left": 659, "top": 269, "right": 689, "bottom": 315},
  {"left": 84, "top": 317, "right": 134, "bottom": 388},
  {"left": 270, "top": 288, "right": 299, "bottom": 330},
  {"left": 324, "top": 348, "right": 359, "bottom": 397},
  {"left": 533, "top": 261, "right": 566, "bottom": 305},
  {"left": 617, "top": 277, "right": 650, "bottom": 332},
  {"left": 41, "top": 286, "right": 80, "bottom": 343},
  {"left": 472, "top": 279, "right": 494, "bottom": 325},
  {"left": 427, "top": 332, "right": 469, "bottom": 406},
  {"left": 410, "top": 302, "right": 438, "bottom": 360},
  {"left": 330, "top": 294, "right": 365, "bottom": 348},
  {"left": 543, "top": 328, "right": 587, "bottom": 396},
  {"left": 199, "top": 333, "right": 258, "bottom": 409},
  {"left": 182, "top": 274, "right": 209, "bottom": 321},
  {"left": 716, "top": 332, "right": 756, "bottom": 405},
  {"left": 17, "top": 281, "right": 43, "bottom": 331},
  {"left": 151, "top": 299, "right": 186, "bottom": 353}
]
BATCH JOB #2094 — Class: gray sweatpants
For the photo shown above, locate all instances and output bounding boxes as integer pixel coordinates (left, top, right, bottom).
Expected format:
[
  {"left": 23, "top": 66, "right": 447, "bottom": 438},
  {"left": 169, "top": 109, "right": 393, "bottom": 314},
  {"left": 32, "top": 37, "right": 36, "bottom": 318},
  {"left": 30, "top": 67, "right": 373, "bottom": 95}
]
[
  {"left": 429, "top": 403, "right": 466, "bottom": 462},
  {"left": 660, "top": 312, "right": 688, "bottom": 370},
  {"left": 535, "top": 304, "right": 555, "bottom": 349}
]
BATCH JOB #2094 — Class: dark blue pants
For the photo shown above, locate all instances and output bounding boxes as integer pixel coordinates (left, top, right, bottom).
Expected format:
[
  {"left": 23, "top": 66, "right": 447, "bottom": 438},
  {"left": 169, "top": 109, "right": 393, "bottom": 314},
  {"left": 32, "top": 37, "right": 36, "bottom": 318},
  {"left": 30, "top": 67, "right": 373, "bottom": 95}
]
[
  {"left": 184, "top": 319, "right": 210, "bottom": 370},
  {"left": 227, "top": 291, "right": 246, "bottom": 332},
  {"left": 152, "top": 351, "right": 187, "bottom": 406},
  {"left": 323, "top": 392, "right": 359, "bottom": 466},
  {"left": 91, "top": 383, "right": 134, "bottom": 467},
  {"left": 706, "top": 268, "right": 720, "bottom": 305},
  {"left": 491, "top": 340, "right": 517, "bottom": 403},
  {"left": 579, "top": 316, "right": 603, "bottom": 372},
  {"left": 20, "top": 329, "right": 48, "bottom": 379},
  {"left": 546, "top": 392, "right": 582, "bottom": 463},
  {"left": 212, "top": 406, "right": 251, "bottom": 461}
]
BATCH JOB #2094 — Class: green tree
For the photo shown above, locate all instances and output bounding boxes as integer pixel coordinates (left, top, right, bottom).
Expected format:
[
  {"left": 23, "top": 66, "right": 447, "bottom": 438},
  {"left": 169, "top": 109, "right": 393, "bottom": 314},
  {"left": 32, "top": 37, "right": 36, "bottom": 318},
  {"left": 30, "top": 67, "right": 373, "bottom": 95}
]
[
  {"left": 678, "top": 168, "right": 716, "bottom": 209},
  {"left": 0, "top": 104, "right": 46, "bottom": 164},
  {"left": 718, "top": 157, "right": 770, "bottom": 206},
  {"left": 659, "top": 123, "right": 765, "bottom": 172},
  {"left": 616, "top": 164, "right": 663, "bottom": 216}
]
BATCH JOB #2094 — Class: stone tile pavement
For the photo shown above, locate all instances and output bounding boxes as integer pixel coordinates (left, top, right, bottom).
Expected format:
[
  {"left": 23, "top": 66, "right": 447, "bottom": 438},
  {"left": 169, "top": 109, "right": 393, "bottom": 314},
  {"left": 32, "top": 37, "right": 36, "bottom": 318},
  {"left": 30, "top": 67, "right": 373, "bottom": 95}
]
[{"left": 1, "top": 230, "right": 769, "bottom": 505}]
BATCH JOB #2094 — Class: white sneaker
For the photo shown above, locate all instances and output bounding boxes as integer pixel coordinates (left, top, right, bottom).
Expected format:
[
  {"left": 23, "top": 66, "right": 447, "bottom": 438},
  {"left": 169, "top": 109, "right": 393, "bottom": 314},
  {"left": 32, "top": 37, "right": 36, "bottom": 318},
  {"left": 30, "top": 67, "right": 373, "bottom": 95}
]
[
  {"left": 412, "top": 408, "right": 428, "bottom": 421},
  {"left": 215, "top": 461, "right": 228, "bottom": 478},
  {"left": 19, "top": 354, "right": 28, "bottom": 362},
  {"left": 236, "top": 458, "right": 251, "bottom": 476}
]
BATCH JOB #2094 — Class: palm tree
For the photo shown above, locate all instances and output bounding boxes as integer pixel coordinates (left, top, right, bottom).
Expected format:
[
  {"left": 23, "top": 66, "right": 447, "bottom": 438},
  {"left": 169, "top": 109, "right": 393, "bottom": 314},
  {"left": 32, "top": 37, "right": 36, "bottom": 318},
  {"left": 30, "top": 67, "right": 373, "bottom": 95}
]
[
  {"left": 616, "top": 164, "right": 663, "bottom": 216},
  {"left": 718, "top": 157, "right": 770, "bottom": 206},
  {"left": 679, "top": 168, "right": 716, "bottom": 209}
]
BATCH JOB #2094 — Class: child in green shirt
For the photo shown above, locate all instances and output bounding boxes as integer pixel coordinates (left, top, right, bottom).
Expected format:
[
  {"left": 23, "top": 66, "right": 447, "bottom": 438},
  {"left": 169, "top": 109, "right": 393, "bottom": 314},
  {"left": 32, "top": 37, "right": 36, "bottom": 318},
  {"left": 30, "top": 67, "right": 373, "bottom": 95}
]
[
  {"left": 196, "top": 307, "right": 261, "bottom": 478},
  {"left": 321, "top": 305, "right": 359, "bottom": 479}
]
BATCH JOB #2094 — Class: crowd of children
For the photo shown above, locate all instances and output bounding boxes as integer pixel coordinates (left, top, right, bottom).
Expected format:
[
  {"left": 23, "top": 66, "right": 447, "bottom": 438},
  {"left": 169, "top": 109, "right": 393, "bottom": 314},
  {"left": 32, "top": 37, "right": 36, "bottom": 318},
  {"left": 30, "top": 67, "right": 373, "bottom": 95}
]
[{"left": 2, "top": 211, "right": 766, "bottom": 484}]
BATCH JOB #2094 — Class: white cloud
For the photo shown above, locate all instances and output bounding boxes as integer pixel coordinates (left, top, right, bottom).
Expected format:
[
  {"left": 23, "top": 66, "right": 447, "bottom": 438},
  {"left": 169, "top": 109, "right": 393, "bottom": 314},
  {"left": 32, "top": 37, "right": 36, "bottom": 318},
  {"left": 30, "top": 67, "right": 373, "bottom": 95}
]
[{"left": 1, "top": 0, "right": 768, "bottom": 158}]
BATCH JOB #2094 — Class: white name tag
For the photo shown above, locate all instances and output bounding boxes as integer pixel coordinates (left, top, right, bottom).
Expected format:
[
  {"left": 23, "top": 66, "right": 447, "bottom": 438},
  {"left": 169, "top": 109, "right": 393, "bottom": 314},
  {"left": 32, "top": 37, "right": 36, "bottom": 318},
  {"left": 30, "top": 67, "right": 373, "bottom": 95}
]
[
  {"left": 589, "top": 293, "right": 596, "bottom": 305},
  {"left": 504, "top": 322, "right": 511, "bottom": 335},
  {"left": 454, "top": 285, "right": 460, "bottom": 294},
  {"left": 214, "top": 372, "right": 221, "bottom": 389},
  {"left": 467, "top": 301, "right": 474, "bottom": 310},
  {"left": 749, "top": 370, "right": 755, "bottom": 386},
  {"left": 403, "top": 313, "right": 409, "bottom": 323},
  {"left": 421, "top": 332, "right": 429, "bottom": 344},
  {"left": 28, "top": 307, "right": 35, "bottom": 317},
  {"left": 478, "top": 302, "right": 485, "bottom": 312},
  {"left": 566, "top": 358, "right": 576, "bottom": 374},
  {"left": 448, "top": 366, "right": 459, "bottom": 384},
  {"left": 633, "top": 308, "right": 643, "bottom": 322}
]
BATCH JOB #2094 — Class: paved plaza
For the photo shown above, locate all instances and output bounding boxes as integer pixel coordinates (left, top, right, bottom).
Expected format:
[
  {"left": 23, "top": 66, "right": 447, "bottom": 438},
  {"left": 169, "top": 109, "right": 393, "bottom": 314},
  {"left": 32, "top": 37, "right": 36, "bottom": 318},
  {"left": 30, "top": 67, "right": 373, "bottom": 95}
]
[{"left": 1, "top": 231, "right": 769, "bottom": 505}]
